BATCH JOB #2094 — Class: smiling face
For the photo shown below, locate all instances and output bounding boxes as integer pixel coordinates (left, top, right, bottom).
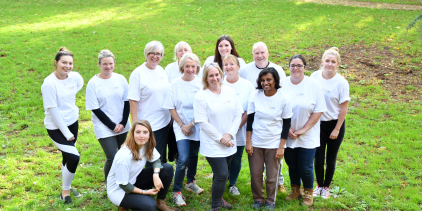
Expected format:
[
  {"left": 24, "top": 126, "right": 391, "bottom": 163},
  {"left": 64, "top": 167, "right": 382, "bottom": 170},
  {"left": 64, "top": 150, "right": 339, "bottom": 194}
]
[
  {"left": 54, "top": 55, "right": 73, "bottom": 77},
  {"left": 182, "top": 58, "right": 197, "bottom": 78},
  {"left": 176, "top": 46, "right": 190, "bottom": 60},
  {"left": 223, "top": 58, "right": 240, "bottom": 77},
  {"left": 322, "top": 54, "right": 339, "bottom": 74},
  {"left": 253, "top": 45, "right": 269, "bottom": 67},
  {"left": 218, "top": 40, "right": 232, "bottom": 58},
  {"left": 207, "top": 67, "right": 222, "bottom": 90},
  {"left": 98, "top": 57, "right": 115, "bottom": 77},
  {"left": 260, "top": 73, "right": 276, "bottom": 92},
  {"left": 134, "top": 124, "right": 150, "bottom": 146},
  {"left": 289, "top": 58, "right": 306, "bottom": 78},
  {"left": 146, "top": 49, "right": 163, "bottom": 69}
]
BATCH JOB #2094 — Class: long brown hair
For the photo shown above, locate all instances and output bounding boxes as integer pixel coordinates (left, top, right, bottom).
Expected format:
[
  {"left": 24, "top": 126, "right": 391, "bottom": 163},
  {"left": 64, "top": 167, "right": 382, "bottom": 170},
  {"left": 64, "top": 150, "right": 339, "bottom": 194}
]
[
  {"left": 122, "top": 120, "right": 156, "bottom": 160},
  {"left": 214, "top": 35, "right": 241, "bottom": 70}
]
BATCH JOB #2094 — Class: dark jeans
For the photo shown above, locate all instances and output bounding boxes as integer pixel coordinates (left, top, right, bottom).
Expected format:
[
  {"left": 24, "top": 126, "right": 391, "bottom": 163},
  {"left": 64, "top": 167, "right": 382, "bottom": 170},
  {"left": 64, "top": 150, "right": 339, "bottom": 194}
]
[
  {"left": 152, "top": 123, "right": 171, "bottom": 165},
  {"left": 98, "top": 132, "right": 127, "bottom": 181},
  {"left": 172, "top": 139, "right": 200, "bottom": 192},
  {"left": 284, "top": 147, "right": 316, "bottom": 189},
  {"left": 206, "top": 155, "right": 233, "bottom": 208},
  {"left": 315, "top": 120, "right": 345, "bottom": 187},
  {"left": 119, "top": 163, "right": 174, "bottom": 211},
  {"left": 167, "top": 121, "right": 178, "bottom": 162},
  {"left": 228, "top": 145, "right": 245, "bottom": 186}
]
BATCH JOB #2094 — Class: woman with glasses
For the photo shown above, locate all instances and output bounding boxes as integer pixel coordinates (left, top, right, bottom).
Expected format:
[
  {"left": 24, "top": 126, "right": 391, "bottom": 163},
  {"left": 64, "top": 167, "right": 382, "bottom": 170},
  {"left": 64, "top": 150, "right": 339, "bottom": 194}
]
[
  {"left": 203, "top": 35, "right": 246, "bottom": 71},
  {"left": 128, "top": 41, "right": 171, "bottom": 164},
  {"left": 163, "top": 53, "right": 204, "bottom": 207},
  {"left": 194, "top": 63, "right": 243, "bottom": 211},
  {"left": 280, "top": 55, "right": 326, "bottom": 207},
  {"left": 245, "top": 67, "right": 292, "bottom": 210},
  {"left": 222, "top": 54, "right": 255, "bottom": 196},
  {"left": 311, "top": 47, "right": 350, "bottom": 199}
]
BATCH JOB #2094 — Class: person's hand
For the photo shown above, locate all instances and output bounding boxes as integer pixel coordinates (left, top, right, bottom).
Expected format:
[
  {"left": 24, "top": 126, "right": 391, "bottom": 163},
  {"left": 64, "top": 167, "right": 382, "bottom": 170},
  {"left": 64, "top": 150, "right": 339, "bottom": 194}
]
[
  {"left": 153, "top": 174, "right": 164, "bottom": 190},
  {"left": 67, "top": 136, "right": 75, "bottom": 141},
  {"left": 330, "top": 128, "right": 340, "bottom": 139},
  {"left": 181, "top": 123, "right": 193, "bottom": 136},
  {"left": 220, "top": 133, "right": 234, "bottom": 147},
  {"left": 288, "top": 128, "right": 297, "bottom": 140},
  {"left": 246, "top": 141, "right": 253, "bottom": 156},
  {"left": 275, "top": 147, "right": 285, "bottom": 159},
  {"left": 114, "top": 124, "right": 124, "bottom": 133},
  {"left": 146, "top": 189, "right": 160, "bottom": 195},
  {"left": 294, "top": 128, "right": 306, "bottom": 138}
]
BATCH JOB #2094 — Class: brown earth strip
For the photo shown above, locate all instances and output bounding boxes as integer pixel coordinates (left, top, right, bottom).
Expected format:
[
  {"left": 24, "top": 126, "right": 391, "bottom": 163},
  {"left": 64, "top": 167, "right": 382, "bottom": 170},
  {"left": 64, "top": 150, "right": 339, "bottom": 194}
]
[{"left": 295, "top": 0, "right": 422, "bottom": 10}]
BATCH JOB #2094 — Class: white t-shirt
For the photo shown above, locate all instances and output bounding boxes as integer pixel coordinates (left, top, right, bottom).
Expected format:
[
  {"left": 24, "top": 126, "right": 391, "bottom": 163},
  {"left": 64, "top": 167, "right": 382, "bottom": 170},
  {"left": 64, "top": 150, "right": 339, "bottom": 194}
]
[
  {"left": 247, "top": 89, "right": 293, "bottom": 149},
  {"left": 280, "top": 76, "right": 327, "bottom": 149},
  {"left": 41, "top": 72, "right": 84, "bottom": 129},
  {"left": 239, "top": 61, "right": 286, "bottom": 88},
  {"left": 163, "top": 77, "right": 202, "bottom": 141},
  {"left": 107, "top": 145, "right": 160, "bottom": 206},
  {"left": 222, "top": 77, "right": 255, "bottom": 146},
  {"left": 127, "top": 63, "right": 171, "bottom": 131},
  {"left": 193, "top": 85, "right": 243, "bottom": 157},
  {"left": 164, "top": 61, "right": 183, "bottom": 83},
  {"left": 198, "top": 56, "right": 247, "bottom": 79},
  {"left": 86, "top": 73, "right": 131, "bottom": 139},
  {"left": 310, "top": 70, "right": 351, "bottom": 121}
]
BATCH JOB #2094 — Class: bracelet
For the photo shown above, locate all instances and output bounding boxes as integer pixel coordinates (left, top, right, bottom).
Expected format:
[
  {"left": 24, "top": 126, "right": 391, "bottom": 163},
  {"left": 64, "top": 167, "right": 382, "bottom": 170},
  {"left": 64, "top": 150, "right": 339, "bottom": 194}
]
[
  {"left": 191, "top": 122, "right": 195, "bottom": 126},
  {"left": 153, "top": 170, "right": 160, "bottom": 174},
  {"left": 144, "top": 189, "right": 146, "bottom": 195}
]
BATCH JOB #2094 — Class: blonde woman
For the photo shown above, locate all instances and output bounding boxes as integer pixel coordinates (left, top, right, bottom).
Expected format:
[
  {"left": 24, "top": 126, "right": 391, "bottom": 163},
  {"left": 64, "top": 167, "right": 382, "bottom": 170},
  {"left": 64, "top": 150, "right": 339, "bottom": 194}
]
[
  {"left": 165, "top": 41, "right": 193, "bottom": 83},
  {"left": 311, "top": 47, "right": 350, "bottom": 199}
]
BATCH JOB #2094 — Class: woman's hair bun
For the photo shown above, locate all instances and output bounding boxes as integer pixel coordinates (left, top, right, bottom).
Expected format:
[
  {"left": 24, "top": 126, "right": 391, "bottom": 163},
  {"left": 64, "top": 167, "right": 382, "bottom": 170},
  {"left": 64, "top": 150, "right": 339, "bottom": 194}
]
[
  {"left": 330, "top": 47, "right": 339, "bottom": 52},
  {"left": 59, "top": 47, "right": 69, "bottom": 52}
]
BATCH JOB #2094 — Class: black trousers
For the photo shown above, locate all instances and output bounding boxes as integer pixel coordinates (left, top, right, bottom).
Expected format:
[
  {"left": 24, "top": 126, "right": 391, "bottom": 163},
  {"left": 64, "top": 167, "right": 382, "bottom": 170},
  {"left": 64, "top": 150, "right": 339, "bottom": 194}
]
[
  {"left": 206, "top": 155, "right": 233, "bottom": 208},
  {"left": 119, "top": 163, "right": 174, "bottom": 211},
  {"left": 314, "top": 120, "right": 345, "bottom": 187}
]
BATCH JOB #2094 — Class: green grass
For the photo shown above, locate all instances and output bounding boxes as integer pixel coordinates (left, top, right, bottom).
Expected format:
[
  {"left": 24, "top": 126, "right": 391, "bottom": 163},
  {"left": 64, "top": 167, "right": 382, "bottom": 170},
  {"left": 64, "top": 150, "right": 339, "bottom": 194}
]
[
  {"left": 353, "top": 0, "right": 422, "bottom": 5},
  {"left": 1, "top": 0, "right": 422, "bottom": 210}
]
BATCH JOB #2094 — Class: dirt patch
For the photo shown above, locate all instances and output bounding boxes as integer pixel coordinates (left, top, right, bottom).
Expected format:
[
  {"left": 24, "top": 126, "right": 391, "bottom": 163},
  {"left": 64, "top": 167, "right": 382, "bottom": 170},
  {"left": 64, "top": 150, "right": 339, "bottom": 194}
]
[
  {"left": 296, "top": 0, "right": 422, "bottom": 10},
  {"left": 305, "top": 43, "right": 422, "bottom": 101}
]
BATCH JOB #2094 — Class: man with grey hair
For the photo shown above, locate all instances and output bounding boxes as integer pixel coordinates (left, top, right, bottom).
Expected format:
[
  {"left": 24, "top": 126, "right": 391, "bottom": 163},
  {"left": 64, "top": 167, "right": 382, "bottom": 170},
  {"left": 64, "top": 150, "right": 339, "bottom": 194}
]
[
  {"left": 239, "top": 41, "right": 287, "bottom": 193},
  {"left": 239, "top": 42, "right": 286, "bottom": 88}
]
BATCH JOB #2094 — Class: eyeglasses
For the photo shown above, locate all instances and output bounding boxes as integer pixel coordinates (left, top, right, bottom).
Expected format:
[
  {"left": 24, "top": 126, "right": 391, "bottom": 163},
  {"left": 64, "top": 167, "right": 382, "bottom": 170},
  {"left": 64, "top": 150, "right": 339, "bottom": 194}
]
[
  {"left": 204, "top": 62, "right": 219, "bottom": 68},
  {"left": 148, "top": 52, "right": 162, "bottom": 57},
  {"left": 289, "top": 64, "right": 305, "bottom": 69}
]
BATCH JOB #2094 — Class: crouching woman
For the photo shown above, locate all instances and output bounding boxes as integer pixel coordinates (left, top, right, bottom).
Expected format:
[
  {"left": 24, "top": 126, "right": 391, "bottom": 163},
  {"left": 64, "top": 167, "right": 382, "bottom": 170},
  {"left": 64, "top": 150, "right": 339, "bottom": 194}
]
[{"left": 107, "top": 120, "right": 176, "bottom": 211}]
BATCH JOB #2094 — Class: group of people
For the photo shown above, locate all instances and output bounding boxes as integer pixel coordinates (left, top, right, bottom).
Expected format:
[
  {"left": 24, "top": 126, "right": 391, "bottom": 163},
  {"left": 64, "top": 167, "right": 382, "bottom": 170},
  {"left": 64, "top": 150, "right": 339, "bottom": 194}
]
[{"left": 41, "top": 35, "right": 350, "bottom": 211}]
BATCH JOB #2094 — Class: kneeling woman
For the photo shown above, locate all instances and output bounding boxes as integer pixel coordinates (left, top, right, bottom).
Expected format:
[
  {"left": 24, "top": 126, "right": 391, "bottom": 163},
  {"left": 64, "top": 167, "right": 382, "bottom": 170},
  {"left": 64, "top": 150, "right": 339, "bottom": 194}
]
[
  {"left": 246, "top": 67, "right": 293, "bottom": 210},
  {"left": 107, "top": 120, "right": 176, "bottom": 211},
  {"left": 194, "top": 63, "right": 243, "bottom": 211}
]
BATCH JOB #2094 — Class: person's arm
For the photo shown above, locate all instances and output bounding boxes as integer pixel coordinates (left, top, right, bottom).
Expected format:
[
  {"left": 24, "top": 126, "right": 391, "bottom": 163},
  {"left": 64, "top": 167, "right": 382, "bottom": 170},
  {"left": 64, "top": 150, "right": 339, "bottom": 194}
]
[
  {"left": 119, "top": 183, "right": 159, "bottom": 195},
  {"left": 169, "top": 109, "right": 193, "bottom": 136},
  {"left": 239, "top": 111, "right": 248, "bottom": 129},
  {"left": 129, "top": 100, "right": 138, "bottom": 123},
  {"left": 76, "top": 72, "right": 84, "bottom": 92},
  {"left": 245, "top": 113, "right": 255, "bottom": 156},
  {"left": 198, "top": 122, "right": 223, "bottom": 144},
  {"left": 92, "top": 109, "right": 117, "bottom": 131},
  {"left": 48, "top": 107, "right": 74, "bottom": 140},
  {"left": 194, "top": 94, "right": 224, "bottom": 144},
  {"left": 330, "top": 101, "right": 349, "bottom": 139},
  {"left": 115, "top": 101, "right": 130, "bottom": 133},
  {"left": 226, "top": 95, "right": 243, "bottom": 140},
  {"left": 294, "top": 112, "right": 323, "bottom": 137},
  {"left": 276, "top": 118, "right": 291, "bottom": 159}
]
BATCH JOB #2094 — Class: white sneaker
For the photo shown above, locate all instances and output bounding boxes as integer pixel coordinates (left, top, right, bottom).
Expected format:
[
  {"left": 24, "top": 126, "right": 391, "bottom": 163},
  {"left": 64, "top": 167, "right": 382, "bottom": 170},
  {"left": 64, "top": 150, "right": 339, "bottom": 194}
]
[
  {"left": 313, "top": 185, "right": 323, "bottom": 197},
  {"left": 320, "top": 186, "right": 331, "bottom": 199},
  {"left": 228, "top": 186, "right": 240, "bottom": 196},
  {"left": 172, "top": 192, "right": 186, "bottom": 206},
  {"left": 185, "top": 180, "right": 204, "bottom": 194}
]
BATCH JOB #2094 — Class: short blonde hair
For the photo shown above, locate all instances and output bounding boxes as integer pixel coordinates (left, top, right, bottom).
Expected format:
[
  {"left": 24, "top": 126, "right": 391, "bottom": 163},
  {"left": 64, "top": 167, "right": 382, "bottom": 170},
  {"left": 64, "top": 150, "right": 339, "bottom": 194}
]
[
  {"left": 98, "top": 49, "right": 115, "bottom": 64},
  {"left": 179, "top": 53, "right": 201, "bottom": 74},
  {"left": 202, "top": 63, "right": 224, "bottom": 90},
  {"left": 173, "top": 41, "right": 192, "bottom": 61},
  {"left": 143, "top": 41, "right": 164, "bottom": 61},
  {"left": 223, "top": 54, "right": 240, "bottom": 67},
  {"left": 322, "top": 47, "right": 341, "bottom": 65}
]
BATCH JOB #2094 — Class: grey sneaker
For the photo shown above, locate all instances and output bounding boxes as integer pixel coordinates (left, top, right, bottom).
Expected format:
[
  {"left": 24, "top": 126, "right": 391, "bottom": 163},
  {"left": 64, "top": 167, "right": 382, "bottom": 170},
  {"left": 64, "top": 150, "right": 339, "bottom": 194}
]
[
  {"left": 70, "top": 188, "right": 82, "bottom": 198},
  {"left": 220, "top": 198, "right": 232, "bottom": 210},
  {"left": 185, "top": 180, "right": 204, "bottom": 194},
  {"left": 172, "top": 192, "right": 186, "bottom": 206},
  {"left": 60, "top": 194, "right": 73, "bottom": 205},
  {"left": 252, "top": 201, "right": 264, "bottom": 210},
  {"left": 264, "top": 201, "right": 275, "bottom": 211},
  {"left": 228, "top": 186, "right": 240, "bottom": 196}
]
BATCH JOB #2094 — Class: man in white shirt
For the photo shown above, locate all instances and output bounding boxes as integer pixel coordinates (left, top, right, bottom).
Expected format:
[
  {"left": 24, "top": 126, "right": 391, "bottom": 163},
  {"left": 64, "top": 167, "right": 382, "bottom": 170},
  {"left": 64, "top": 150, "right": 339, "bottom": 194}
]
[{"left": 239, "top": 42, "right": 286, "bottom": 88}]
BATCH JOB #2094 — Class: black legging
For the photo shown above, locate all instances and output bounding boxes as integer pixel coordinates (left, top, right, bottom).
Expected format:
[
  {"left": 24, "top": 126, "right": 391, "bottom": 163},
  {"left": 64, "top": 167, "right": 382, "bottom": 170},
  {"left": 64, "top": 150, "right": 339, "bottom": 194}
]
[
  {"left": 314, "top": 119, "right": 345, "bottom": 187},
  {"left": 47, "top": 121, "right": 80, "bottom": 173}
]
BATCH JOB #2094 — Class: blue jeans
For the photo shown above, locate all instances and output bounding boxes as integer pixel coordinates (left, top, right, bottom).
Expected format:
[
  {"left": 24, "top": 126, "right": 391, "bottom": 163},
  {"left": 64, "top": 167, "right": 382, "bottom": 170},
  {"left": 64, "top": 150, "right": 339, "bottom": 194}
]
[
  {"left": 284, "top": 147, "right": 317, "bottom": 189},
  {"left": 172, "top": 139, "right": 200, "bottom": 192},
  {"left": 228, "top": 145, "right": 245, "bottom": 186}
]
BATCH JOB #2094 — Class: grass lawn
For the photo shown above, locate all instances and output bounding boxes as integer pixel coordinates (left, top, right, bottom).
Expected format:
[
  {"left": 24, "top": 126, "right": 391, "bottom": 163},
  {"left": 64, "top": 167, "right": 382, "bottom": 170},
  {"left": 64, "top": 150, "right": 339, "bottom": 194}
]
[
  {"left": 353, "top": 0, "right": 422, "bottom": 5},
  {"left": 0, "top": 0, "right": 421, "bottom": 210}
]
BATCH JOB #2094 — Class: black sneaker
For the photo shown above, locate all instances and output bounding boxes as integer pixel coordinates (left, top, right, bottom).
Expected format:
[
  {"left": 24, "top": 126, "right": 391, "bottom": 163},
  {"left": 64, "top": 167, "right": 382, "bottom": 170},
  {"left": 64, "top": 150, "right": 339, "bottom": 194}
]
[
  {"left": 264, "top": 201, "right": 275, "bottom": 211},
  {"left": 252, "top": 201, "right": 264, "bottom": 210},
  {"left": 60, "top": 194, "right": 73, "bottom": 205}
]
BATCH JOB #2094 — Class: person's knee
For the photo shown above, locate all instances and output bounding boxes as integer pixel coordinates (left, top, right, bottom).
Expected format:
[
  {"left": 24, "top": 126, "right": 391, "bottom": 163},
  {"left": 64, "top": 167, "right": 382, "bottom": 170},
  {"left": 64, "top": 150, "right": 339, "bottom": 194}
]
[
  {"left": 143, "top": 199, "right": 157, "bottom": 211},
  {"left": 162, "top": 163, "right": 174, "bottom": 176},
  {"left": 177, "top": 154, "right": 189, "bottom": 168},
  {"left": 214, "top": 169, "right": 228, "bottom": 181}
]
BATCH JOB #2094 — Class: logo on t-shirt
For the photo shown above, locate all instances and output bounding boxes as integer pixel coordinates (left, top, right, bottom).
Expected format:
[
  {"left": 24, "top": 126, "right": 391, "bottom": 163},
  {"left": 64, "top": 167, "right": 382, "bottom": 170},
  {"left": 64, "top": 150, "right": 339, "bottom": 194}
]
[
  {"left": 323, "top": 89, "right": 330, "bottom": 95},
  {"left": 267, "top": 106, "right": 276, "bottom": 110},
  {"left": 295, "top": 93, "right": 304, "bottom": 97},
  {"left": 223, "top": 100, "right": 232, "bottom": 104},
  {"left": 189, "top": 91, "right": 198, "bottom": 94},
  {"left": 158, "top": 77, "right": 164, "bottom": 80},
  {"left": 69, "top": 86, "right": 74, "bottom": 90}
]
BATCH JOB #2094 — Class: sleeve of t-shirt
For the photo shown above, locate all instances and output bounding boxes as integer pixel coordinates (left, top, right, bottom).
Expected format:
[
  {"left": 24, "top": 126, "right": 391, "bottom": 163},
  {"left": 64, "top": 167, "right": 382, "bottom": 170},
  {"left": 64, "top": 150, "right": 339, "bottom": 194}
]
[
  {"left": 275, "top": 65, "right": 287, "bottom": 80},
  {"left": 162, "top": 83, "right": 176, "bottom": 110},
  {"left": 164, "top": 64, "right": 172, "bottom": 83},
  {"left": 227, "top": 93, "right": 244, "bottom": 139},
  {"left": 114, "top": 154, "right": 132, "bottom": 185},
  {"left": 238, "top": 58, "right": 247, "bottom": 68},
  {"left": 41, "top": 83, "right": 57, "bottom": 109},
  {"left": 247, "top": 91, "right": 256, "bottom": 115},
  {"left": 309, "top": 71, "right": 318, "bottom": 79},
  {"left": 48, "top": 107, "right": 74, "bottom": 139},
  {"left": 313, "top": 82, "right": 327, "bottom": 113},
  {"left": 281, "top": 96, "right": 294, "bottom": 119},
  {"left": 238, "top": 66, "right": 246, "bottom": 79},
  {"left": 127, "top": 70, "right": 144, "bottom": 101},
  {"left": 339, "top": 79, "right": 351, "bottom": 104},
  {"left": 75, "top": 72, "right": 84, "bottom": 92},
  {"left": 85, "top": 80, "right": 99, "bottom": 110},
  {"left": 147, "top": 148, "right": 161, "bottom": 162},
  {"left": 121, "top": 75, "right": 129, "bottom": 102}
]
